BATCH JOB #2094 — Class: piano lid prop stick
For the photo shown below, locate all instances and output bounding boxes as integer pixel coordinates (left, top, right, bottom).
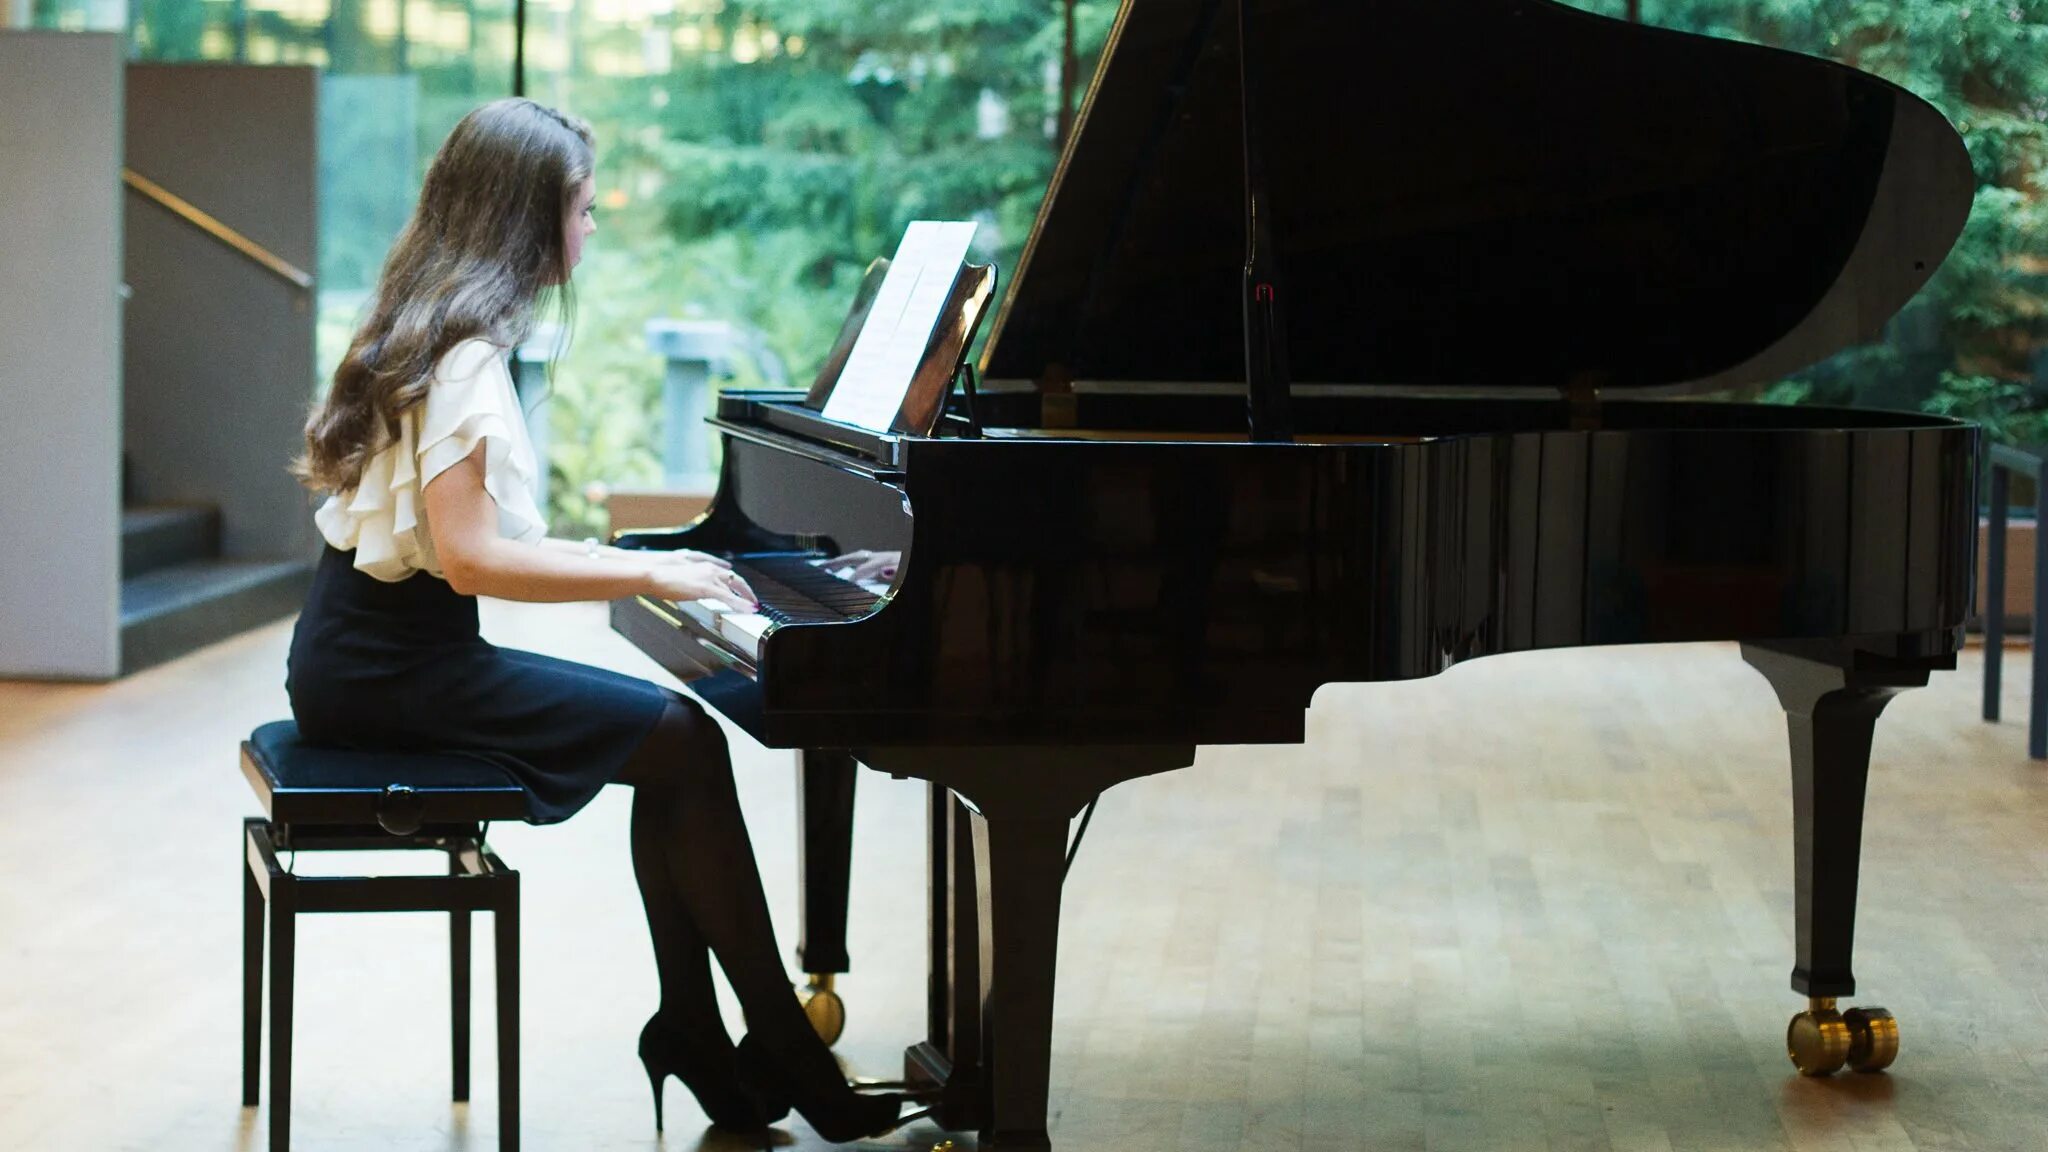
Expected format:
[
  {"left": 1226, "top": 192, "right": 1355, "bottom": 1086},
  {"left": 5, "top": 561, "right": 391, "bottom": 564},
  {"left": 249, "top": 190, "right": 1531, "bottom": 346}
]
[
  {"left": 1239, "top": 0, "right": 1295, "bottom": 443},
  {"left": 1063, "top": 794, "right": 1101, "bottom": 879},
  {"left": 958, "top": 361, "right": 985, "bottom": 438}
]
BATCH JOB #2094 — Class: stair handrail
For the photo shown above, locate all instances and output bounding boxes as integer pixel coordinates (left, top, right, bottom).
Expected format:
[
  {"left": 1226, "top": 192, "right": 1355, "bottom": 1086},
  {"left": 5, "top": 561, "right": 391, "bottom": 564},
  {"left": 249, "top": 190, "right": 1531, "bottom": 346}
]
[{"left": 121, "top": 168, "right": 315, "bottom": 293}]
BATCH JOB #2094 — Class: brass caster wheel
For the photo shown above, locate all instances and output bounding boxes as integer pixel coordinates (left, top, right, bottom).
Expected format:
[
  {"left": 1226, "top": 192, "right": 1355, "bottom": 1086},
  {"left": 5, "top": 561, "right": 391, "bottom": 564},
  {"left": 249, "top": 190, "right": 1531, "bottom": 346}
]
[
  {"left": 1787, "top": 998, "right": 1851, "bottom": 1076},
  {"left": 1844, "top": 1006, "right": 1899, "bottom": 1073},
  {"left": 800, "top": 973, "right": 846, "bottom": 1046}
]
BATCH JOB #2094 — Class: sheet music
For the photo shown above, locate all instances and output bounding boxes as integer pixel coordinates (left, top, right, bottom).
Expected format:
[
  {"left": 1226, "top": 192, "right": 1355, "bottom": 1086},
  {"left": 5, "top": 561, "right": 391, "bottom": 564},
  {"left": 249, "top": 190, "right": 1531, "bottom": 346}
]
[{"left": 821, "top": 220, "right": 978, "bottom": 432}]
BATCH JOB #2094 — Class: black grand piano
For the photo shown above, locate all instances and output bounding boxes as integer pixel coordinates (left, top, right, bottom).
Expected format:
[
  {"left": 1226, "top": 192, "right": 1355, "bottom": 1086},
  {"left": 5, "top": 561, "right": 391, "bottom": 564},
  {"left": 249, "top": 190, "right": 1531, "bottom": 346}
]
[{"left": 612, "top": 0, "right": 1981, "bottom": 1146}]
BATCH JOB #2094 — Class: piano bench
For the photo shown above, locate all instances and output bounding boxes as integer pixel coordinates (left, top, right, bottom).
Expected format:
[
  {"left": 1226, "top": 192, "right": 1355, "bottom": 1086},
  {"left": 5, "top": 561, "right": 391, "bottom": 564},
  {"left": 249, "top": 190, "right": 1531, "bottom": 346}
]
[{"left": 238, "top": 720, "right": 528, "bottom": 1152}]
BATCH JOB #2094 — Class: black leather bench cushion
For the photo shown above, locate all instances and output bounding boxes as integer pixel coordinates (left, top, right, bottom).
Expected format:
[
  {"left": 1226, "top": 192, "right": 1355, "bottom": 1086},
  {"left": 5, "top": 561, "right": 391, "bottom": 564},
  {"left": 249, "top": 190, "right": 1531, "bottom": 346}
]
[{"left": 244, "top": 720, "right": 530, "bottom": 827}]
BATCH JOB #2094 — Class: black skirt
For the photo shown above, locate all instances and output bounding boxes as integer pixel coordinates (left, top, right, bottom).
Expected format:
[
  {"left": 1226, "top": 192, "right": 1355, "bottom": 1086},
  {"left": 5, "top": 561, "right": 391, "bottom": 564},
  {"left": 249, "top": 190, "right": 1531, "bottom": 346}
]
[{"left": 286, "top": 545, "right": 668, "bottom": 824}]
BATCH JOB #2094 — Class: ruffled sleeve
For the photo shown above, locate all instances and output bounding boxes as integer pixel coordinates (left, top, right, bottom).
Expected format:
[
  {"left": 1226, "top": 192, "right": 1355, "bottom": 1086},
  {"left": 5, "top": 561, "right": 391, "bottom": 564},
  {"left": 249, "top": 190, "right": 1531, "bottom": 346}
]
[{"left": 313, "top": 338, "right": 549, "bottom": 582}]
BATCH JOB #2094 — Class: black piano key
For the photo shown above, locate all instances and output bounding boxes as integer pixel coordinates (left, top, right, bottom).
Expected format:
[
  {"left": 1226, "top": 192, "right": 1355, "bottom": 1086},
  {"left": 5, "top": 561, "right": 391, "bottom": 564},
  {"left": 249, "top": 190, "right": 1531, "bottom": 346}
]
[{"left": 730, "top": 553, "right": 884, "bottom": 626}]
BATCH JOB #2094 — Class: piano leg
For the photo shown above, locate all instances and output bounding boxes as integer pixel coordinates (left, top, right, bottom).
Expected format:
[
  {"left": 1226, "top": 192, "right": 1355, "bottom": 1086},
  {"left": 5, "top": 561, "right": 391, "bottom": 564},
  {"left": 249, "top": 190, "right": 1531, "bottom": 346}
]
[
  {"left": 795, "top": 749, "right": 856, "bottom": 1045},
  {"left": 868, "top": 744, "right": 1191, "bottom": 1150},
  {"left": 907, "top": 786, "right": 987, "bottom": 1132},
  {"left": 1740, "top": 642, "right": 1938, "bottom": 1077},
  {"left": 966, "top": 805, "right": 1069, "bottom": 1151}
]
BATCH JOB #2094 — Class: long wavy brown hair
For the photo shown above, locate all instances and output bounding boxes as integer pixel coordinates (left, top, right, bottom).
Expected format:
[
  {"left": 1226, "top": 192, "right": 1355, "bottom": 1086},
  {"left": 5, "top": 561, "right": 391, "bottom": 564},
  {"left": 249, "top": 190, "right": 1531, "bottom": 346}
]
[{"left": 295, "top": 98, "right": 595, "bottom": 494}]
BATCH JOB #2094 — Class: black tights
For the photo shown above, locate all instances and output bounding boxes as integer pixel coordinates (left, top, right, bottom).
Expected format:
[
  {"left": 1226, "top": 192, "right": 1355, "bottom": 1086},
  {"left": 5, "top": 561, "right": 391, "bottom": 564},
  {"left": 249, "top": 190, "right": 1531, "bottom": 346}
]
[{"left": 612, "top": 692, "right": 836, "bottom": 1078}]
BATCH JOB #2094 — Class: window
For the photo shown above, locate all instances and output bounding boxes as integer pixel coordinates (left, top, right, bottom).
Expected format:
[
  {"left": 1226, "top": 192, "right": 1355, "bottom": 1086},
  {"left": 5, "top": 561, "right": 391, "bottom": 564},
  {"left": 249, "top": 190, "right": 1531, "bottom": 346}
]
[{"left": 520, "top": 0, "right": 1115, "bottom": 531}]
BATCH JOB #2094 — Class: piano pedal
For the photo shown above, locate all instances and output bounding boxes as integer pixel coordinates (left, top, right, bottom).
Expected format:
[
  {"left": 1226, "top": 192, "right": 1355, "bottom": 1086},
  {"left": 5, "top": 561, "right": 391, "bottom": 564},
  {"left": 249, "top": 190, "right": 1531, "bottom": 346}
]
[
  {"left": 800, "top": 972, "right": 847, "bottom": 1046},
  {"left": 847, "top": 1076, "right": 941, "bottom": 1098},
  {"left": 1787, "top": 997, "right": 1899, "bottom": 1075},
  {"left": 873, "top": 1105, "right": 937, "bottom": 1140}
]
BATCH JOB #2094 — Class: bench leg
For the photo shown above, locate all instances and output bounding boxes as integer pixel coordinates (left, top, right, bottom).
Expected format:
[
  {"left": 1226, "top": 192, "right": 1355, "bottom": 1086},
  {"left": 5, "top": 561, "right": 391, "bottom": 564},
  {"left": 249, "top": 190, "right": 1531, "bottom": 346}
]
[
  {"left": 451, "top": 850, "right": 471, "bottom": 1103},
  {"left": 269, "top": 876, "right": 296, "bottom": 1152},
  {"left": 243, "top": 823, "right": 264, "bottom": 1108},
  {"left": 496, "top": 879, "right": 520, "bottom": 1152}
]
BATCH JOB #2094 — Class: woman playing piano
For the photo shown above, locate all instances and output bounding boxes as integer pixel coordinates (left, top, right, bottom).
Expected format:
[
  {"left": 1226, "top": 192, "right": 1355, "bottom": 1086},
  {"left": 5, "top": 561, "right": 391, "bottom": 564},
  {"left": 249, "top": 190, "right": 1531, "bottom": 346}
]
[{"left": 285, "top": 98, "right": 906, "bottom": 1143}]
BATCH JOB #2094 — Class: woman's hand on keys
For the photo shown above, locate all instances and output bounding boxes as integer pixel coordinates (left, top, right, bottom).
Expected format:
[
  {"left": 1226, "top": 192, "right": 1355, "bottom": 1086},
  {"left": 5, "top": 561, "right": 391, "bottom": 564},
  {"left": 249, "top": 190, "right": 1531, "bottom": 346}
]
[{"left": 646, "top": 560, "right": 757, "bottom": 611}]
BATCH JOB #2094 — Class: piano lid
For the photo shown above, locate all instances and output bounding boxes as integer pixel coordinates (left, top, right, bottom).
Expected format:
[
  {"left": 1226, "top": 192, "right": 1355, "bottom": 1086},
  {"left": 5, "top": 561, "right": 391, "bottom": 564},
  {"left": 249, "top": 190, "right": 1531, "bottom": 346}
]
[{"left": 979, "top": 0, "right": 1974, "bottom": 395}]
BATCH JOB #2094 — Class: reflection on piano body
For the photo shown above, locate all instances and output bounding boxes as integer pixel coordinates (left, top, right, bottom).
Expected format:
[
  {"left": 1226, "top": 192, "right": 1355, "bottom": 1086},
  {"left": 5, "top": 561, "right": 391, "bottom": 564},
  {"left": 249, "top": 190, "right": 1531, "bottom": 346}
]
[{"left": 612, "top": 1, "right": 1982, "bottom": 1147}]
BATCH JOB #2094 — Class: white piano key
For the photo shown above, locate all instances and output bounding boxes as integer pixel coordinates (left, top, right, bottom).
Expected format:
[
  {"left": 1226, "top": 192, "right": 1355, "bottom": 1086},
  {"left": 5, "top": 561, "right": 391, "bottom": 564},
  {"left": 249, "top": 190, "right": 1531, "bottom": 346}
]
[
  {"left": 718, "top": 612, "right": 772, "bottom": 660},
  {"left": 677, "top": 598, "right": 732, "bottom": 630}
]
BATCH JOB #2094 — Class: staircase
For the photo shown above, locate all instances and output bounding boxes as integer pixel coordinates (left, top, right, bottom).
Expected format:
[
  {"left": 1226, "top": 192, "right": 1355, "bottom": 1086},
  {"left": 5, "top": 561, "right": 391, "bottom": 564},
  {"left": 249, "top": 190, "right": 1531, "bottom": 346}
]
[{"left": 119, "top": 502, "right": 312, "bottom": 675}]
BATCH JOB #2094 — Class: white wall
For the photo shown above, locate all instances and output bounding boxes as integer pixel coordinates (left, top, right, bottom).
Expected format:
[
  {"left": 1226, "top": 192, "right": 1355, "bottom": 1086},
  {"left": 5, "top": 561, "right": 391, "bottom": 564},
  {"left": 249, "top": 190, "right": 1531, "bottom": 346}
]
[
  {"left": 125, "top": 63, "right": 319, "bottom": 560},
  {"left": 0, "top": 33, "right": 123, "bottom": 679}
]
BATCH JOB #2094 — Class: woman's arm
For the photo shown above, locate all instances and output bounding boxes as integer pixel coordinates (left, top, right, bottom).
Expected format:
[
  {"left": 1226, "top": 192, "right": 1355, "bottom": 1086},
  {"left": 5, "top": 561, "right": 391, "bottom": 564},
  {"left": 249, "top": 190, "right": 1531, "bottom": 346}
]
[
  {"left": 423, "top": 443, "right": 754, "bottom": 608},
  {"left": 536, "top": 536, "right": 728, "bottom": 567},
  {"left": 539, "top": 536, "right": 621, "bottom": 558}
]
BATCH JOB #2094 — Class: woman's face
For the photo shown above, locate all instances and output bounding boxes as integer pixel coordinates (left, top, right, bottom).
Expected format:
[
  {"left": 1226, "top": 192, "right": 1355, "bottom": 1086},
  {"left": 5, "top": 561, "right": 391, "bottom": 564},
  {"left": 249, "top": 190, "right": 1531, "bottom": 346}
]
[{"left": 563, "top": 176, "right": 597, "bottom": 275}]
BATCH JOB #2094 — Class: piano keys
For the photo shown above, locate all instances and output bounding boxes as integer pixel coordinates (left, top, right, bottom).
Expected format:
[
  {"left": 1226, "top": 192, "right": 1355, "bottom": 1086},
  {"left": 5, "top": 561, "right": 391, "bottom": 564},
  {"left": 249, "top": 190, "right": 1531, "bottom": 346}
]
[
  {"left": 611, "top": 0, "right": 1982, "bottom": 1147},
  {"left": 667, "top": 552, "right": 890, "bottom": 663}
]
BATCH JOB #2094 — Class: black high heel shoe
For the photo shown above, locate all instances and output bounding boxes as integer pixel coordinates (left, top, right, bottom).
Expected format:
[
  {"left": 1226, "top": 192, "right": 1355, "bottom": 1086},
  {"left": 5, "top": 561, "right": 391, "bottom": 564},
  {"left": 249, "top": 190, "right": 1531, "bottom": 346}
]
[
  {"left": 733, "top": 1032, "right": 912, "bottom": 1143},
  {"left": 639, "top": 1017, "right": 790, "bottom": 1132}
]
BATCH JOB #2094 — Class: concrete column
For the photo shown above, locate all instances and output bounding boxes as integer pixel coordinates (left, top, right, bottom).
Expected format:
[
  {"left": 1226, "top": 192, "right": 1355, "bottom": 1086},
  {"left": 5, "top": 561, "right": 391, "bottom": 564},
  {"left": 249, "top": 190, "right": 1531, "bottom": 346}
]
[
  {"left": 0, "top": 31, "right": 123, "bottom": 677},
  {"left": 644, "top": 319, "right": 732, "bottom": 490}
]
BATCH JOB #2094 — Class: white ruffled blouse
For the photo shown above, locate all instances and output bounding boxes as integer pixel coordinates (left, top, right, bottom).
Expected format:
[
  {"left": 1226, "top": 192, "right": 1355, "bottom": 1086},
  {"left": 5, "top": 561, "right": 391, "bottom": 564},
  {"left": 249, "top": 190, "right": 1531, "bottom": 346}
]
[{"left": 315, "top": 338, "right": 548, "bottom": 582}]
